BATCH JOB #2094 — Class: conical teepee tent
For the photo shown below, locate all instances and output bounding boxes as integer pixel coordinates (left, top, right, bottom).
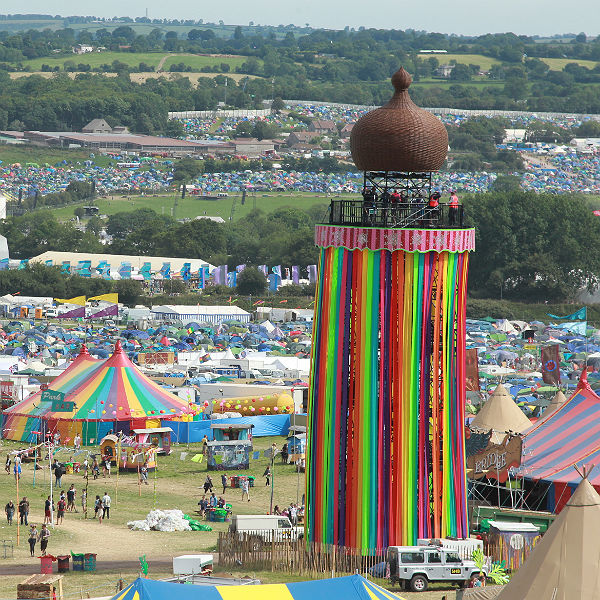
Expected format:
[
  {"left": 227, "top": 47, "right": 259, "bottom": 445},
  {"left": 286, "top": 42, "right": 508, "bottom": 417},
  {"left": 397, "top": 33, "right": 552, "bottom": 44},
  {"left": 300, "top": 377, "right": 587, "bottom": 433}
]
[
  {"left": 537, "top": 389, "right": 567, "bottom": 424},
  {"left": 496, "top": 475, "right": 600, "bottom": 600},
  {"left": 2, "top": 345, "right": 104, "bottom": 442},
  {"left": 470, "top": 383, "right": 532, "bottom": 443}
]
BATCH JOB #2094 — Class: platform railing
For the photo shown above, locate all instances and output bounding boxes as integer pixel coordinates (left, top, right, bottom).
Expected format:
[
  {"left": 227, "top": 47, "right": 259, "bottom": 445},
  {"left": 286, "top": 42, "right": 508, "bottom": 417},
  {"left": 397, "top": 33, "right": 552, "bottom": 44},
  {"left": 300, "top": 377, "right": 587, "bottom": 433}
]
[{"left": 328, "top": 199, "right": 465, "bottom": 229}]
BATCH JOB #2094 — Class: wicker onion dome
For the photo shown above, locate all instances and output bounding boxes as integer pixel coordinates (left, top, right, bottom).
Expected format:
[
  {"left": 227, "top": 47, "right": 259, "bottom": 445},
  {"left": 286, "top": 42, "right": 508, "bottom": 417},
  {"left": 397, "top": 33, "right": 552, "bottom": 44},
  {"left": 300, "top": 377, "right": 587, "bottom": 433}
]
[{"left": 350, "top": 68, "right": 448, "bottom": 172}]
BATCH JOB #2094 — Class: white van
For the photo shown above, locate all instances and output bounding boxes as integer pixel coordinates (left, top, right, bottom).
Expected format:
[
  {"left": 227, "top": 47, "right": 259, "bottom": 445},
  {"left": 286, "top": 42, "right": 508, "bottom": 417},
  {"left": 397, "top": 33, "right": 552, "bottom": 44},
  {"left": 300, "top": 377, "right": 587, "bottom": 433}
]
[{"left": 229, "top": 514, "right": 304, "bottom": 542}]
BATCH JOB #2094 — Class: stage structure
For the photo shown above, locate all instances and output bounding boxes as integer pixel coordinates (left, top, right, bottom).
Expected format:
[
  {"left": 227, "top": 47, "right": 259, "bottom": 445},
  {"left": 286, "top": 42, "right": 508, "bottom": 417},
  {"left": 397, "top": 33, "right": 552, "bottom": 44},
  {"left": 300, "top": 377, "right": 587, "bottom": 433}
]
[{"left": 306, "top": 68, "right": 475, "bottom": 552}]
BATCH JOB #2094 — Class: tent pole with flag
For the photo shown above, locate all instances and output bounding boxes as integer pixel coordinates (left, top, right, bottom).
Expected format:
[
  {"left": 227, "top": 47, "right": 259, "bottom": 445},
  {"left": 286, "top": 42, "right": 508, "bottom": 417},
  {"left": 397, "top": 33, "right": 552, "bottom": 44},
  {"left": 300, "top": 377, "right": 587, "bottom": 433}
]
[
  {"left": 87, "top": 293, "right": 119, "bottom": 320},
  {"left": 55, "top": 296, "right": 86, "bottom": 306},
  {"left": 55, "top": 296, "right": 87, "bottom": 320},
  {"left": 541, "top": 345, "right": 561, "bottom": 386},
  {"left": 546, "top": 307, "right": 587, "bottom": 321}
]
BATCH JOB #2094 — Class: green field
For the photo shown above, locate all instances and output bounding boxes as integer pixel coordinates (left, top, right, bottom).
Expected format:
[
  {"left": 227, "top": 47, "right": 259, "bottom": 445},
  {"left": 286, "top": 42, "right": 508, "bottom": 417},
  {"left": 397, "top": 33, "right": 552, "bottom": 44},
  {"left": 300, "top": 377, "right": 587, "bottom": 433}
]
[
  {"left": 20, "top": 52, "right": 249, "bottom": 72},
  {"left": 426, "top": 53, "right": 500, "bottom": 71},
  {"left": 412, "top": 79, "right": 505, "bottom": 89},
  {"left": 539, "top": 57, "right": 599, "bottom": 69},
  {"left": 420, "top": 52, "right": 598, "bottom": 71},
  {"left": 23, "top": 51, "right": 163, "bottom": 71},
  {"left": 0, "top": 145, "right": 114, "bottom": 168},
  {"left": 161, "top": 54, "right": 251, "bottom": 71},
  {"left": 50, "top": 191, "right": 339, "bottom": 222},
  {"left": 12, "top": 49, "right": 599, "bottom": 79}
]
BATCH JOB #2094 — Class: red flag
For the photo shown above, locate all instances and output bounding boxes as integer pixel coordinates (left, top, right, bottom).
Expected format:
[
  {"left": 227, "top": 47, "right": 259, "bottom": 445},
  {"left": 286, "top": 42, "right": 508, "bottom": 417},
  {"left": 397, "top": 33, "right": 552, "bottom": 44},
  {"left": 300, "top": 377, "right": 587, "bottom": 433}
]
[
  {"left": 465, "top": 348, "right": 480, "bottom": 391},
  {"left": 542, "top": 345, "right": 561, "bottom": 385}
]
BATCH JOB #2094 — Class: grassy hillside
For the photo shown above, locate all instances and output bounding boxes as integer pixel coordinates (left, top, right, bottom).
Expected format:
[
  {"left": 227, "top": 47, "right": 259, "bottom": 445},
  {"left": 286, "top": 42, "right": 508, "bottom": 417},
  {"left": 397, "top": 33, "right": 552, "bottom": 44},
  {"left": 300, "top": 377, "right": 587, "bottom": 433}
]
[
  {"left": 420, "top": 52, "right": 598, "bottom": 71},
  {"left": 50, "top": 191, "right": 337, "bottom": 222},
  {"left": 23, "top": 51, "right": 161, "bottom": 70},
  {"left": 0, "top": 145, "right": 94, "bottom": 166},
  {"left": 20, "top": 52, "right": 249, "bottom": 72},
  {"left": 161, "top": 54, "right": 250, "bottom": 71}
]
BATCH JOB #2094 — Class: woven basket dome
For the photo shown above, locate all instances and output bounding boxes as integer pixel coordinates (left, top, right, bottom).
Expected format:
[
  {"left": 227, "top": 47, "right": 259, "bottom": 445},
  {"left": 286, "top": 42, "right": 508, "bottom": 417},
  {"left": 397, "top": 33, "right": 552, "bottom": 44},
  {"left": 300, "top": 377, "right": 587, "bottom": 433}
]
[{"left": 350, "top": 68, "right": 448, "bottom": 172}]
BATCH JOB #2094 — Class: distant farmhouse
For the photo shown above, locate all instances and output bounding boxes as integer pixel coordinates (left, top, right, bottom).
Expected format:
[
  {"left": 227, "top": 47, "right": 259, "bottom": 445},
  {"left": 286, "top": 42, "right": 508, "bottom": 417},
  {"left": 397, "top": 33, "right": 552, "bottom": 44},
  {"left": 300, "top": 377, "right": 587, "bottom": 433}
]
[
  {"left": 72, "top": 44, "right": 94, "bottom": 54},
  {"left": 435, "top": 65, "right": 455, "bottom": 78},
  {"left": 308, "top": 119, "right": 337, "bottom": 134},
  {"left": 82, "top": 119, "right": 114, "bottom": 134}
]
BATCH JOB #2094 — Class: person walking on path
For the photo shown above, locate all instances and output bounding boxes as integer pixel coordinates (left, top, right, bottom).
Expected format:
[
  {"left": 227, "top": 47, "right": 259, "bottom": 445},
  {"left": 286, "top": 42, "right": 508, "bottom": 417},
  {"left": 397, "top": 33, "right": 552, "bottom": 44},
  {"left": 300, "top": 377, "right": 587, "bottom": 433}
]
[
  {"left": 221, "top": 473, "right": 228, "bottom": 494},
  {"left": 56, "top": 496, "right": 66, "bottom": 525},
  {"left": 95, "top": 495, "right": 104, "bottom": 523},
  {"left": 241, "top": 478, "right": 250, "bottom": 502},
  {"left": 264, "top": 466, "right": 271, "bottom": 486},
  {"left": 203, "top": 475, "right": 213, "bottom": 497},
  {"left": 39, "top": 524, "right": 50, "bottom": 556},
  {"left": 103, "top": 457, "right": 111, "bottom": 478},
  {"left": 53, "top": 460, "right": 63, "bottom": 488},
  {"left": 74, "top": 433, "right": 81, "bottom": 450},
  {"left": 4, "top": 454, "right": 10, "bottom": 474},
  {"left": 43, "top": 497, "right": 52, "bottom": 525},
  {"left": 5, "top": 500, "right": 15, "bottom": 525},
  {"left": 14, "top": 456, "right": 22, "bottom": 481},
  {"left": 28, "top": 525, "right": 38, "bottom": 557},
  {"left": 140, "top": 463, "right": 149, "bottom": 485},
  {"left": 67, "top": 485, "right": 77, "bottom": 512},
  {"left": 19, "top": 497, "right": 29, "bottom": 525},
  {"left": 102, "top": 492, "right": 111, "bottom": 520}
]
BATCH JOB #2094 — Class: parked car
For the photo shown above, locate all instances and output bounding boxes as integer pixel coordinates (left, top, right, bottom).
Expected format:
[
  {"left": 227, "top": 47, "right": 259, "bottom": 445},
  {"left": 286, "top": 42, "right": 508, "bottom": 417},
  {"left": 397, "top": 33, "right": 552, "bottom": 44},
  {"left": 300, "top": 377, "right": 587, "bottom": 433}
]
[{"left": 387, "top": 545, "right": 484, "bottom": 592}]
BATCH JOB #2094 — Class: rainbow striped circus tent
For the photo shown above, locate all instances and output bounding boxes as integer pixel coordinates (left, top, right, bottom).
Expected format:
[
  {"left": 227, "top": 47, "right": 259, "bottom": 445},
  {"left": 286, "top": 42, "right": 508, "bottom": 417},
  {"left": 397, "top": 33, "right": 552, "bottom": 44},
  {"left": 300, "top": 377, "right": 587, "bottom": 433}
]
[
  {"left": 1, "top": 341, "right": 191, "bottom": 444},
  {"left": 521, "top": 370, "right": 600, "bottom": 512},
  {"left": 110, "top": 574, "right": 404, "bottom": 600}
]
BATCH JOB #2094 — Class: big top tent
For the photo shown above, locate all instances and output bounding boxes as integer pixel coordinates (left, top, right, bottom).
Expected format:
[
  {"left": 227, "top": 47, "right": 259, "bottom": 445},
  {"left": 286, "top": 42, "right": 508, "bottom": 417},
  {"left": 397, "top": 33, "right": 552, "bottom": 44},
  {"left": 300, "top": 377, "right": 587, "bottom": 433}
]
[
  {"left": 520, "top": 369, "right": 600, "bottom": 511},
  {"left": 1, "top": 341, "right": 192, "bottom": 444},
  {"left": 2, "top": 344, "right": 103, "bottom": 443},
  {"left": 109, "top": 574, "right": 403, "bottom": 600}
]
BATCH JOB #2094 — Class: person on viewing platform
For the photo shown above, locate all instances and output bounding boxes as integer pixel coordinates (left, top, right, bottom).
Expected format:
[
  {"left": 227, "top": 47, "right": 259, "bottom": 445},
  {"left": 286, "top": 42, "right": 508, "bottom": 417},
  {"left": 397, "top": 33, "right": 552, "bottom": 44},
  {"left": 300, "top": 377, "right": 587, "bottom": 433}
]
[
  {"left": 390, "top": 189, "right": 402, "bottom": 204},
  {"left": 449, "top": 190, "right": 460, "bottom": 225},
  {"left": 428, "top": 191, "right": 441, "bottom": 208}
]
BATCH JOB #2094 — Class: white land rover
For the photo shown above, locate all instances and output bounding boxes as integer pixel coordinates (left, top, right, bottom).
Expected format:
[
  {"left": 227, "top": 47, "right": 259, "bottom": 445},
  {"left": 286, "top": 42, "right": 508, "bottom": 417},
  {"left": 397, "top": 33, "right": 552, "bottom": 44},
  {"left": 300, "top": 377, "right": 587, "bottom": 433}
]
[{"left": 387, "top": 545, "right": 485, "bottom": 592}]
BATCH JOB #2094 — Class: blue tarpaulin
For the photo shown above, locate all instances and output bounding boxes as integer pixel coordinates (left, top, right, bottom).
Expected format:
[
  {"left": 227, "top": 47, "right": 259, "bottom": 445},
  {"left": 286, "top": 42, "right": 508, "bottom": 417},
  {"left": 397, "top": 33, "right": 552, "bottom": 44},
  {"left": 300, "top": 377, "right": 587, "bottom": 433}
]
[{"left": 166, "top": 414, "right": 291, "bottom": 443}]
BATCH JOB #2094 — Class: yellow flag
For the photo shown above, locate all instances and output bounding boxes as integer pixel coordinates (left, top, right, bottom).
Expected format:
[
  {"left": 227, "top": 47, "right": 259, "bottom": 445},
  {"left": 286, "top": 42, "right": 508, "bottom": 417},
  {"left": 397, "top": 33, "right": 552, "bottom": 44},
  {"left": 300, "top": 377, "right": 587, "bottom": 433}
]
[
  {"left": 55, "top": 296, "right": 86, "bottom": 306},
  {"left": 88, "top": 293, "right": 119, "bottom": 304}
]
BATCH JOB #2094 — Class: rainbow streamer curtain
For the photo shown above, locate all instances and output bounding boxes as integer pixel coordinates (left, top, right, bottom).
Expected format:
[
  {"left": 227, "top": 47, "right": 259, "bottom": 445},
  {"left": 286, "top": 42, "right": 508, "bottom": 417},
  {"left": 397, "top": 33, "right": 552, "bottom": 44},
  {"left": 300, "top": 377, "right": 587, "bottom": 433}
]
[{"left": 307, "top": 243, "right": 470, "bottom": 552}]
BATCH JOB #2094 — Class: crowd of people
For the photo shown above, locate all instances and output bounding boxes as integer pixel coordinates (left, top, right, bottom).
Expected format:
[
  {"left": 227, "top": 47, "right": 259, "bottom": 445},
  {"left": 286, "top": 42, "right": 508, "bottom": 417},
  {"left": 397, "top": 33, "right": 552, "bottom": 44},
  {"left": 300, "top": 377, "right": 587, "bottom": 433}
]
[
  {"left": 2, "top": 447, "right": 119, "bottom": 560},
  {"left": 358, "top": 186, "right": 463, "bottom": 227}
]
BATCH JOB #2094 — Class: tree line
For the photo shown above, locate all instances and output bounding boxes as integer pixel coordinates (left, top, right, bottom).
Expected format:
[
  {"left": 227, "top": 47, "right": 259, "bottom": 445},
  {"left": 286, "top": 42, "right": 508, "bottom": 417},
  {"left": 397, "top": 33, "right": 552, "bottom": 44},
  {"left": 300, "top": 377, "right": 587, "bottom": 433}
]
[
  {"left": 2, "top": 24, "right": 600, "bottom": 123},
  {"left": 1, "top": 192, "right": 599, "bottom": 303}
]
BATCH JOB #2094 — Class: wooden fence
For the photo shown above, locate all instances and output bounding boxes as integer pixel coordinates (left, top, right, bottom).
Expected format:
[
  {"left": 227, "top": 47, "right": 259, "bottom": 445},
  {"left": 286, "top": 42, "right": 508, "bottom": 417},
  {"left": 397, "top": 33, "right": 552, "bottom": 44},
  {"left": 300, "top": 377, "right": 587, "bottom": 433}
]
[{"left": 217, "top": 532, "right": 388, "bottom": 578}]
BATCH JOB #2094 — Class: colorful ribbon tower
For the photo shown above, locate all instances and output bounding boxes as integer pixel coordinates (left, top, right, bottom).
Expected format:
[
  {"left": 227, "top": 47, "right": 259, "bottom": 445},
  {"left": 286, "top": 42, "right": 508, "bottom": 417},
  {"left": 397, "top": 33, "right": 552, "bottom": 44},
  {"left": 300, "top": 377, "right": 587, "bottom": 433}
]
[{"left": 306, "top": 224, "right": 475, "bottom": 552}]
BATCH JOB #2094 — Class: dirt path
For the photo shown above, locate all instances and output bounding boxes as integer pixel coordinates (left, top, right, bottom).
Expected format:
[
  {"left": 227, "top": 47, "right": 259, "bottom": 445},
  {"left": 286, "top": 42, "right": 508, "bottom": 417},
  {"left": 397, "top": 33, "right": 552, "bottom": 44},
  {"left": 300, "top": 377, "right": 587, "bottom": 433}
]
[
  {"left": 156, "top": 53, "right": 197, "bottom": 72},
  {"left": 0, "top": 557, "right": 174, "bottom": 576},
  {"left": 156, "top": 54, "right": 172, "bottom": 72}
]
